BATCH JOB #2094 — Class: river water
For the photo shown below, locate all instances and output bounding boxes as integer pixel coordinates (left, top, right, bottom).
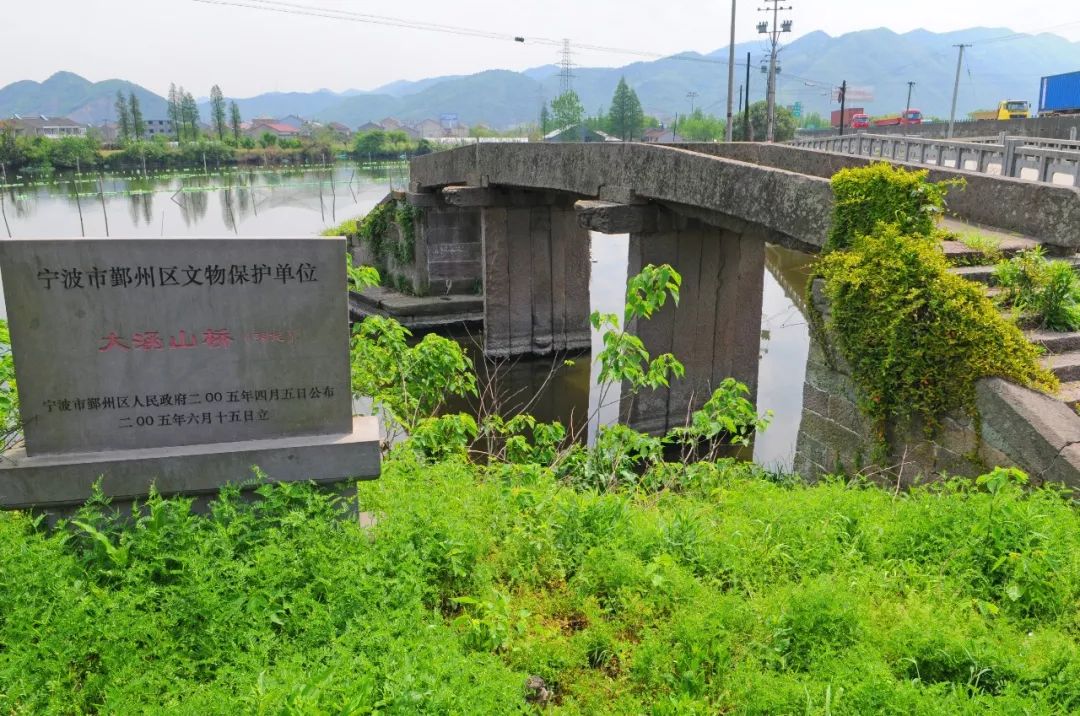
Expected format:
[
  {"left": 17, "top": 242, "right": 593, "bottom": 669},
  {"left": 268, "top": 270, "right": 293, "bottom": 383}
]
[{"left": 0, "top": 164, "right": 815, "bottom": 469}]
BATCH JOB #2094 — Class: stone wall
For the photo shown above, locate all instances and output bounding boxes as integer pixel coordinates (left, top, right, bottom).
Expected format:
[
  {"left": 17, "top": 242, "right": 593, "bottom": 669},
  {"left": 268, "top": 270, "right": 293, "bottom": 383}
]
[{"left": 796, "top": 280, "right": 1080, "bottom": 489}]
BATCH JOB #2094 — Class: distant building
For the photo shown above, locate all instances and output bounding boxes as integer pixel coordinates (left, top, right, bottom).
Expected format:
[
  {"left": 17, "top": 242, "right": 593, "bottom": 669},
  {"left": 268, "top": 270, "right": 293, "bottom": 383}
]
[
  {"left": 412, "top": 118, "right": 468, "bottom": 139},
  {"left": 144, "top": 119, "right": 174, "bottom": 138},
  {"left": 5, "top": 115, "right": 87, "bottom": 139},
  {"left": 245, "top": 120, "right": 303, "bottom": 139},
  {"left": 379, "top": 117, "right": 404, "bottom": 130},
  {"left": 277, "top": 114, "right": 307, "bottom": 130},
  {"left": 356, "top": 121, "right": 383, "bottom": 133},
  {"left": 543, "top": 125, "right": 621, "bottom": 143},
  {"left": 327, "top": 121, "right": 352, "bottom": 140},
  {"left": 641, "top": 127, "right": 684, "bottom": 144}
]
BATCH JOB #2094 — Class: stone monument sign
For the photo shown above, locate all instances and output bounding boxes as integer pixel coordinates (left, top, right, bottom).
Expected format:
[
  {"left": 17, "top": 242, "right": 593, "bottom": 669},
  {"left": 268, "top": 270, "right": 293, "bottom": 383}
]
[{"left": 0, "top": 237, "right": 379, "bottom": 509}]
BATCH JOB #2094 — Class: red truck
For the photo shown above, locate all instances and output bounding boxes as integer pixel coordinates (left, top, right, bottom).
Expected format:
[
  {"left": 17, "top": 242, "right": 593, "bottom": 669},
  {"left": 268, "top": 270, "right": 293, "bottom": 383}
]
[
  {"left": 871, "top": 108, "right": 923, "bottom": 127},
  {"left": 850, "top": 113, "right": 870, "bottom": 129},
  {"left": 830, "top": 107, "right": 865, "bottom": 128}
]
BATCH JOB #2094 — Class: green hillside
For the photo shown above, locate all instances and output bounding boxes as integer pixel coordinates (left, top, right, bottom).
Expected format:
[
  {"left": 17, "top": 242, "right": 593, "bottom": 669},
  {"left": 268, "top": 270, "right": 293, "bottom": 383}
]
[{"left": 4, "top": 27, "right": 1079, "bottom": 129}]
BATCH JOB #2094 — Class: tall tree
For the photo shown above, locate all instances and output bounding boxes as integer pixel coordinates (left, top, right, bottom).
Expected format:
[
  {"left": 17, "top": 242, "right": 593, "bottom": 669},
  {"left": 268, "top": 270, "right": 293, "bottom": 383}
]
[
  {"left": 607, "top": 77, "right": 645, "bottom": 140},
  {"left": 229, "top": 101, "right": 242, "bottom": 143},
  {"left": 539, "top": 104, "right": 551, "bottom": 135},
  {"left": 129, "top": 91, "right": 145, "bottom": 141},
  {"left": 167, "top": 83, "right": 182, "bottom": 142},
  {"left": 180, "top": 90, "right": 200, "bottom": 140},
  {"left": 549, "top": 90, "right": 584, "bottom": 130},
  {"left": 114, "top": 91, "right": 131, "bottom": 143},
  {"left": 210, "top": 85, "right": 227, "bottom": 141}
]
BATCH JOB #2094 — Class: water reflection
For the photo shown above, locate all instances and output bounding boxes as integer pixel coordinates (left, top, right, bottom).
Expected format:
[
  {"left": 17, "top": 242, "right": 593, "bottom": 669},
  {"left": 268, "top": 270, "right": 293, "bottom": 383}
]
[{"left": 2, "top": 165, "right": 816, "bottom": 470}]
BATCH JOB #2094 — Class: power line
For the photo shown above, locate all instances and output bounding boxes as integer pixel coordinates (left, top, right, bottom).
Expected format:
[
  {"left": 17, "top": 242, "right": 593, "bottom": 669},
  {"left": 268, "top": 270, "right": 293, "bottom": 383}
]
[{"left": 189, "top": 0, "right": 800, "bottom": 75}]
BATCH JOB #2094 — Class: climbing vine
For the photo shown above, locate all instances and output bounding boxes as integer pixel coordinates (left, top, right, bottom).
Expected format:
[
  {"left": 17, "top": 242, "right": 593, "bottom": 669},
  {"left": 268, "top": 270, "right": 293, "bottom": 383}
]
[
  {"left": 825, "top": 162, "right": 960, "bottom": 252},
  {"left": 814, "top": 163, "right": 1056, "bottom": 454}
]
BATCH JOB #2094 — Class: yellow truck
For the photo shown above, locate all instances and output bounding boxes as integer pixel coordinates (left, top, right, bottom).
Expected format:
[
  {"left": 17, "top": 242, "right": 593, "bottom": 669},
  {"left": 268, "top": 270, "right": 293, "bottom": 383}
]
[{"left": 969, "top": 100, "right": 1032, "bottom": 120}]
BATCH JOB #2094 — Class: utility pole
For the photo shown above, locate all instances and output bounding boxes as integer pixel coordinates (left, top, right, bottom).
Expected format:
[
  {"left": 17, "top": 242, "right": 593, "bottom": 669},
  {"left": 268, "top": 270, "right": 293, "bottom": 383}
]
[
  {"left": 687, "top": 91, "right": 699, "bottom": 114},
  {"left": 725, "top": 0, "right": 737, "bottom": 142},
  {"left": 744, "top": 50, "right": 751, "bottom": 140},
  {"left": 947, "top": 44, "right": 970, "bottom": 139},
  {"left": 757, "top": 1, "right": 793, "bottom": 142},
  {"left": 838, "top": 80, "right": 847, "bottom": 136},
  {"left": 905, "top": 80, "right": 916, "bottom": 112}
]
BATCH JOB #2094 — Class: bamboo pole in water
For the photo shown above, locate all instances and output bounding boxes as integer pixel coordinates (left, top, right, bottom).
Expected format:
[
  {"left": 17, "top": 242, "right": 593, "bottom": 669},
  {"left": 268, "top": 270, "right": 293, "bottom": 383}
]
[
  {"left": 73, "top": 179, "right": 85, "bottom": 237},
  {"left": 0, "top": 190, "right": 10, "bottom": 239},
  {"left": 97, "top": 174, "right": 110, "bottom": 237}
]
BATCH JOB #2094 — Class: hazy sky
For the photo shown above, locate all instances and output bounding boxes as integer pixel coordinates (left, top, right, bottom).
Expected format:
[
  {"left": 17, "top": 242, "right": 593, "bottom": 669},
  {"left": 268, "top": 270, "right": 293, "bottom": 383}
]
[{"left": 6, "top": 1, "right": 1079, "bottom": 97}]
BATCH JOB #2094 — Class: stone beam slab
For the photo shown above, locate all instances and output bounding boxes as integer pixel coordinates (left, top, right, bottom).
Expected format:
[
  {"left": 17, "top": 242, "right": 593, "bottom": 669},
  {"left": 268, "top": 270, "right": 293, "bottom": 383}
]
[
  {"left": 574, "top": 200, "right": 658, "bottom": 234},
  {"left": 442, "top": 186, "right": 564, "bottom": 208},
  {"left": 411, "top": 143, "right": 834, "bottom": 250},
  {"left": 0, "top": 416, "right": 381, "bottom": 509},
  {"left": 405, "top": 190, "right": 443, "bottom": 208}
]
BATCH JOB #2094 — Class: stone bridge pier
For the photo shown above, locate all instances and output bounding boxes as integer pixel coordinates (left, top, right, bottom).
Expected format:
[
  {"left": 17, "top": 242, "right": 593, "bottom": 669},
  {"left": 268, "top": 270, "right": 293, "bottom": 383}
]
[
  {"left": 578, "top": 201, "right": 765, "bottom": 434},
  {"left": 408, "top": 181, "right": 768, "bottom": 435}
]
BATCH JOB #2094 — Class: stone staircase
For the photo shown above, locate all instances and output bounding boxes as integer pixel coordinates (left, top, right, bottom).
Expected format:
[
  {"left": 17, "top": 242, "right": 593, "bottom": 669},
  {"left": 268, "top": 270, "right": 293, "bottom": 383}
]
[{"left": 943, "top": 235, "right": 1080, "bottom": 410}]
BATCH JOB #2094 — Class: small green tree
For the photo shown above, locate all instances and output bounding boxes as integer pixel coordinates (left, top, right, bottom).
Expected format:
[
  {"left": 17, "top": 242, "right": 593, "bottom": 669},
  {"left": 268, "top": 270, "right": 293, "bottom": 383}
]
[
  {"left": 550, "top": 90, "right": 585, "bottom": 130},
  {"left": 259, "top": 132, "right": 278, "bottom": 149},
  {"left": 678, "top": 109, "right": 726, "bottom": 141},
  {"left": 210, "top": 85, "right": 227, "bottom": 141},
  {"left": 353, "top": 130, "right": 386, "bottom": 158},
  {"left": 607, "top": 77, "right": 645, "bottom": 140},
  {"left": 539, "top": 104, "right": 551, "bottom": 134},
  {"left": 229, "top": 101, "right": 242, "bottom": 143},
  {"left": 114, "top": 91, "right": 131, "bottom": 143},
  {"left": 735, "top": 101, "right": 796, "bottom": 142},
  {"left": 128, "top": 92, "right": 145, "bottom": 141}
]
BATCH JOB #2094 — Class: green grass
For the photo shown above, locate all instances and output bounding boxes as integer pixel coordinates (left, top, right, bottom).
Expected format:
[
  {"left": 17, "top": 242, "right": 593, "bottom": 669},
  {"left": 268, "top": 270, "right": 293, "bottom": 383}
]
[{"left": 1, "top": 458, "right": 1079, "bottom": 714}]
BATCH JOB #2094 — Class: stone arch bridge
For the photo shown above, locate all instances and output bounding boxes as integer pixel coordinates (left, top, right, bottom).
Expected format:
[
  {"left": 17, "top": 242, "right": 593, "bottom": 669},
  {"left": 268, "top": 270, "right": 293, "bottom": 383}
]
[{"left": 404, "top": 142, "right": 1079, "bottom": 447}]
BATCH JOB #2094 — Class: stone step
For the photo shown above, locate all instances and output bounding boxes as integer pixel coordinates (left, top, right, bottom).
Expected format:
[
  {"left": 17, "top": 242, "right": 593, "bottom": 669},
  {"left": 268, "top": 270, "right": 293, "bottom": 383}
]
[
  {"left": 1027, "top": 329, "right": 1080, "bottom": 354},
  {"left": 1043, "top": 352, "right": 1080, "bottom": 382},
  {"left": 941, "top": 236, "right": 1042, "bottom": 265},
  {"left": 1058, "top": 381, "right": 1080, "bottom": 410},
  {"left": 950, "top": 256, "right": 1080, "bottom": 285}
]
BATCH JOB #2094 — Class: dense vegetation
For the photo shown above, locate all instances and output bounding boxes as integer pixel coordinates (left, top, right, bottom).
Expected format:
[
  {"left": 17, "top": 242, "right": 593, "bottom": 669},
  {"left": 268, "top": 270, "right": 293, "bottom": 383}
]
[
  {"left": 2, "top": 449, "right": 1079, "bottom": 713},
  {"left": 817, "top": 163, "right": 1055, "bottom": 450}
]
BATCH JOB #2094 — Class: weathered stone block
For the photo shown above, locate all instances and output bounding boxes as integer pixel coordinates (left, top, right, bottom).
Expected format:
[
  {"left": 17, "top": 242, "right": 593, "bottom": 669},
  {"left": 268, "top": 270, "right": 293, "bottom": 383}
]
[{"left": 802, "top": 383, "right": 829, "bottom": 417}]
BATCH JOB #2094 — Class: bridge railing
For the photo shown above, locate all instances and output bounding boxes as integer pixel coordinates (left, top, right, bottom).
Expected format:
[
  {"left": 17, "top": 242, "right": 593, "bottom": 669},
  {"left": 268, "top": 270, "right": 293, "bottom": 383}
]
[{"left": 790, "top": 132, "right": 1080, "bottom": 188}]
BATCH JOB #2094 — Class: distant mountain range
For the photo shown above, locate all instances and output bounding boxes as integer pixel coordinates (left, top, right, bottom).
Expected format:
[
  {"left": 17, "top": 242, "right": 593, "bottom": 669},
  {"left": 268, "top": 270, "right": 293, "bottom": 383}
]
[{"left": 4, "top": 27, "right": 1080, "bottom": 129}]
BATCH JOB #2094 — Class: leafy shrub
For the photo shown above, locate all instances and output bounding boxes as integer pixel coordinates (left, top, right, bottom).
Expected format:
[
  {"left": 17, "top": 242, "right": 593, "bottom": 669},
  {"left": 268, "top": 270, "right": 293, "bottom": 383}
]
[
  {"left": 818, "top": 223, "right": 1056, "bottom": 446},
  {"left": 826, "top": 162, "right": 960, "bottom": 252},
  {"left": 994, "top": 247, "right": 1080, "bottom": 331},
  {"left": 350, "top": 315, "right": 477, "bottom": 436}
]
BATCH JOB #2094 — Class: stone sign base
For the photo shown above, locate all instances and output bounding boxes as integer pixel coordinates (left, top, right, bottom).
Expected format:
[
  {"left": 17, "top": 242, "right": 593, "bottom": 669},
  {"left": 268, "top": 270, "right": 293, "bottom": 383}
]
[{"left": 0, "top": 416, "right": 380, "bottom": 510}]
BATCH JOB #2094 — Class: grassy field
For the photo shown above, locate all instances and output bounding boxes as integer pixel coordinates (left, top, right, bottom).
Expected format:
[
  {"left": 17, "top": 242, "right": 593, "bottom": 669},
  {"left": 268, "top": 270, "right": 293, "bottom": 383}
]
[{"left": 1, "top": 455, "right": 1078, "bottom": 714}]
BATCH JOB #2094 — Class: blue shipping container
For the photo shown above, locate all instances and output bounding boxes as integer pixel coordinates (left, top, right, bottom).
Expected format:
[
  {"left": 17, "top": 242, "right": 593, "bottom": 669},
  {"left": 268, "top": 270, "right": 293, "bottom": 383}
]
[{"left": 1039, "top": 70, "right": 1080, "bottom": 114}]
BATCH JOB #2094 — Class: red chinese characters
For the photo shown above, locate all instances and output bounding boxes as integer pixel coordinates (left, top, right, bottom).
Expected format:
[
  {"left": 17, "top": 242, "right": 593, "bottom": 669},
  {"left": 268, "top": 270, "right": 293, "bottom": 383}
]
[{"left": 98, "top": 329, "right": 242, "bottom": 353}]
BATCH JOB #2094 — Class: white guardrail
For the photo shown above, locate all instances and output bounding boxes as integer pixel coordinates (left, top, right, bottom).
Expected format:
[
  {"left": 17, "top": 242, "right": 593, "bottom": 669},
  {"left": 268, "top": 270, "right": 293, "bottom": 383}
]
[{"left": 790, "top": 132, "right": 1080, "bottom": 188}]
